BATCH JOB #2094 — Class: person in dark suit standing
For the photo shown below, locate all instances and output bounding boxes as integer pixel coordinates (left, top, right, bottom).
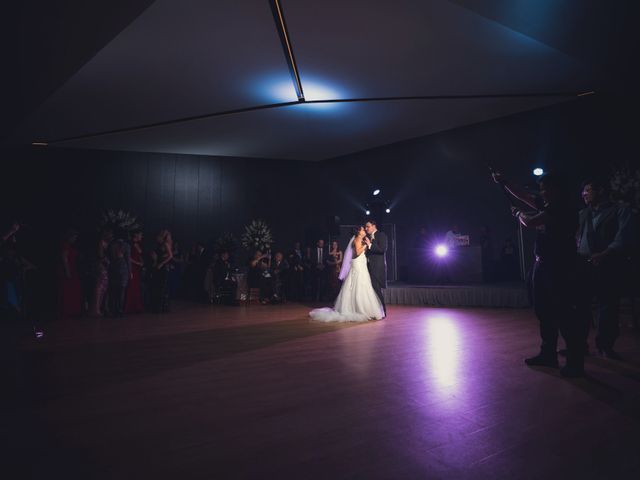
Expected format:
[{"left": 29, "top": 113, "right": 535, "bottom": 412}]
[
  {"left": 310, "top": 239, "right": 328, "bottom": 301},
  {"left": 575, "top": 179, "right": 634, "bottom": 358},
  {"left": 493, "top": 171, "right": 581, "bottom": 376},
  {"left": 364, "top": 220, "right": 387, "bottom": 316}
]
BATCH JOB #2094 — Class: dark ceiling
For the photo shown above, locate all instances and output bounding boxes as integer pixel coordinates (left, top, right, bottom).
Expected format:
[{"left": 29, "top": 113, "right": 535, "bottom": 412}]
[{"left": 3, "top": 0, "right": 637, "bottom": 160}]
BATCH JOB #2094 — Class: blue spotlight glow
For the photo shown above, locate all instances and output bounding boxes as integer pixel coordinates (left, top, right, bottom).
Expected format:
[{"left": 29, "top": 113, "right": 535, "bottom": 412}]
[
  {"left": 251, "top": 74, "right": 298, "bottom": 103},
  {"left": 301, "top": 81, "right": 341, "bottom": 102},
  {"left": 385, "top": 208, "right": 391, "bottom": 214},
  {"left": 270, "top": 79, "right": 340, "bottom": 103},
  {"left": 365, "top": 210, "right": 371, "bottom": 216},
  {"left": 533, "top": 168, "right": 544, "bottom": 176},
  {"left": 373, "top": 189, "right": 381, "bottom": 196},
  {"left": 254, "top": 75, "right": 349, "bottom": 113}
]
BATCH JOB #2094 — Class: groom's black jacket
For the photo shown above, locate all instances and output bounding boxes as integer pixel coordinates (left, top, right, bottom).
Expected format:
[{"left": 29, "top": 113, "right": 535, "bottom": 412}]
[{"left": 366, "top": 230, "right": 387, "bottom": 288}]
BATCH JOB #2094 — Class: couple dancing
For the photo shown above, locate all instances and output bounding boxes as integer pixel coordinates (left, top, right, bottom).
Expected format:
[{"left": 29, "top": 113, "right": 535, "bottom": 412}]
[{"left": 310, "top": 221, "right": 387, "bottom": 322}]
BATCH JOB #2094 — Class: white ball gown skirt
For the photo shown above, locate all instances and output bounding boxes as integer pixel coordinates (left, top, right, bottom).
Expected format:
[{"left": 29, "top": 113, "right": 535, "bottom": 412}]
[{"left": 309, "top": 253, "right": 384, "bottom": 322}]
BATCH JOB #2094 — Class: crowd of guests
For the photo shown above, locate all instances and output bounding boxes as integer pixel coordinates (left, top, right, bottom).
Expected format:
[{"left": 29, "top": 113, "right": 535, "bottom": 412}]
[
  {"left": 0, "top": 224, "right": 180, "bottom": 321},
  {"left": 246, "top": 239, "right": 345, "bottom": 304},
  {"left": 57, "top": 227, "right": 176, "bottom": 319},
  {"left": 0, "top": 222, "right": 351, "bottom": 321}
]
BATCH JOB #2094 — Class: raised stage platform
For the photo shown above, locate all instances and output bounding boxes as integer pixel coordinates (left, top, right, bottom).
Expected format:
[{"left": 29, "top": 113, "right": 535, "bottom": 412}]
[{"left": 384, "top": 282, "right": 530, "bottom": 308}]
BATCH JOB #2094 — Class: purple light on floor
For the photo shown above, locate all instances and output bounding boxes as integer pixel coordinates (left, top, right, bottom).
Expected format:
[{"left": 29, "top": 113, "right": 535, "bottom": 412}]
[
  {"left": 426, "top": 316, "right": 460, "bottom": 389},
  {"left": 434, "top": 244, "right": 448, "bottom": 258}
]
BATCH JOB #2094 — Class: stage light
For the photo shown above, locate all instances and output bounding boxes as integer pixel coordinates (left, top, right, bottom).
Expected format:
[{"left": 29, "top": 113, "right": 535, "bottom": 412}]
[
  {"left": 365, "top": 210, "right": 371, "bottom": 216},
  {"left": 385, "top": 208, "right": 391, "bottom": 213},
  {"left": 434, "top": 244, "right": 448, "bottom": 258},
  {"left": 533, "top": 168, "right": 544, "bottom": 176},
  {"left": 373, "top": 189, "right": 381, "bottom": 196}
]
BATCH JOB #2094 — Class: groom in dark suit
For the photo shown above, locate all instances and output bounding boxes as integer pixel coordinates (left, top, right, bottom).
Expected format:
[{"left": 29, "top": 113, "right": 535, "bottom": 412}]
[{"left": 364, "top": 220, "right": 387, "bottom": 316}]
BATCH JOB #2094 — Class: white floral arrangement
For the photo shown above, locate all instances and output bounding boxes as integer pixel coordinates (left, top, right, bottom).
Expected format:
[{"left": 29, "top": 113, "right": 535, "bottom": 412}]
[
  {"left": 100, "top": 209, "right": 142, "bottom": 232},
  {"left": 610, "top": 168, "right": 640, "bottom": 212},
  {"left": 241, "top": 220, "right": 273, "bottom": 252}
]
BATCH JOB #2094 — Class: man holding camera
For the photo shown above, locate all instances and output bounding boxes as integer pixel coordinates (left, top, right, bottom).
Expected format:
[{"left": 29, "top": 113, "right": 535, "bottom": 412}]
[{"left": 493, "top": 171, "right": 583, "bottom": 377}]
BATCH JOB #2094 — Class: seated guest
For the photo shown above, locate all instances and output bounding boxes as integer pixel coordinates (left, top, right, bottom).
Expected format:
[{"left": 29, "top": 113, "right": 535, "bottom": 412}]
[
  {"left": 212, "top": 251, "right": 237, "bottom": 304},
  {"left": 270, "top": 251, "right": 289, "bottom": 303},
  {"left": 248, "top": 250, "right": 272, "bottom": 303},
  {"left": 287, "top": 241, "right": 304, "bottom": 301}
]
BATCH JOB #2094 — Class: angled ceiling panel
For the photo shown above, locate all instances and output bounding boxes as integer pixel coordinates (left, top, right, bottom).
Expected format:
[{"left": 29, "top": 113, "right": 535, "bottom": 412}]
[
  {"left": 283, "top": 0, "right": 590, "bottom": 100},
  {"left": 18, "top": 0, "right": 296, "bottom": 142},
  {"left": 55, "top": 96, "right": 571, "bottom": 160},
  {"left": 17, "top": 0, "right": 595, "bottom": 160}
]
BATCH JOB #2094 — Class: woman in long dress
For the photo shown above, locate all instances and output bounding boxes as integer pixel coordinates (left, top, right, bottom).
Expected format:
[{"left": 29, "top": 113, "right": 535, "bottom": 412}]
[{"left": 310, "top": 226, "right": 384, "bottom": 322}]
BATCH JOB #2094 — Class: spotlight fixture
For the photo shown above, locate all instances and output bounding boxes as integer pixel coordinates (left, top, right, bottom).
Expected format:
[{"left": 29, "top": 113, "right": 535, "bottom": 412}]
[
  {"left": 385, "top": 208, "right": 391, "bottom": 214},
  {"left": 365, "top": 210, "right": 371, "bottom": 216},
  {"left": 533, "top": 168, "right": 544, "bottom": 177},
  {"left": 32, "top": 141, "right": 48, "bottom": 146},
  {"left": 434, "top": 244, "right": 448, "bottom": 258},
  {"left": 372, "top": 189, "right": 381, "bottom": 196}
]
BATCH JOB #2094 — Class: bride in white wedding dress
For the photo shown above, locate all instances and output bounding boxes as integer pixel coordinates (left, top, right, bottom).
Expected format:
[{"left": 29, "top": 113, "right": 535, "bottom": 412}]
[{"left": 310, "top": 226, "right": 384, "bottom": 322}]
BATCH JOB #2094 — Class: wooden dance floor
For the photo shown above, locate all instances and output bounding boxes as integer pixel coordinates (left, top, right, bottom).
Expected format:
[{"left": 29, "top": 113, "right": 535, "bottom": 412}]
[{"left": 4, "top": 303, "right": 640, "bottom": 479}]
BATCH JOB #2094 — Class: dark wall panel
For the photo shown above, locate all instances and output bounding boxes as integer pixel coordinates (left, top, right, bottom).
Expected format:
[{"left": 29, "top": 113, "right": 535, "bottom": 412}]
[
  {"left": 219, "top": 158, "right": 247, "bottom": 232},
  {"left": 144, "top": 154, "right": 176, "bottom": 236},
  {"left": 2, "top": 148, "right": 327, "bottom": 256},
  {"left": 120, "top": 151, "right": 149, "bottom": 224},
  {"left": 195, "top": 157, "right": 221, "bottom": 242},
  {"left": 173, "top": 155, "right": 200, "bottom": 244}
]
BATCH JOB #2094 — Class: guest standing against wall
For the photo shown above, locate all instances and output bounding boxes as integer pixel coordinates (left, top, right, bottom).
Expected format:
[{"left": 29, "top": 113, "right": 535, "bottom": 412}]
[
  {"left": 125, "top": 230, "right": 144, "bottom": 313},
  {"left": 150, "top": 230, "right": 173, "bottom": 313},
  {"left": 59, "top": 229, "right": 82, "bottom": 319},
  {"left": 311, "top": 239, "right": 328, "bottom": 301},
  {"left": 326, "top": 240, "right": 343, "bottom": 299},
  {"left": 89, "top": 229, "right": 112, "bottom": 316},
  {"left": 108, "top": 237, "right": 130, "bottom": 317},
  {"left": 575, "top": 179, "right": 634, "bottom": 358}
]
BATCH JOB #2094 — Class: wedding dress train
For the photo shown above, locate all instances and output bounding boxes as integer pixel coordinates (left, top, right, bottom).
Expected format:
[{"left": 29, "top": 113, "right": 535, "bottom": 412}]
[{"left": 309, "top": 241, "right": 384, "bottom": 322}]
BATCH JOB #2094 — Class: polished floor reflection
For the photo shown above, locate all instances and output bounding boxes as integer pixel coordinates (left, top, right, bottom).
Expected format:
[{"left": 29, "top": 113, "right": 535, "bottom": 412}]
[{"left": 4, "top": 303, "right": 640, "bottom": 479}]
